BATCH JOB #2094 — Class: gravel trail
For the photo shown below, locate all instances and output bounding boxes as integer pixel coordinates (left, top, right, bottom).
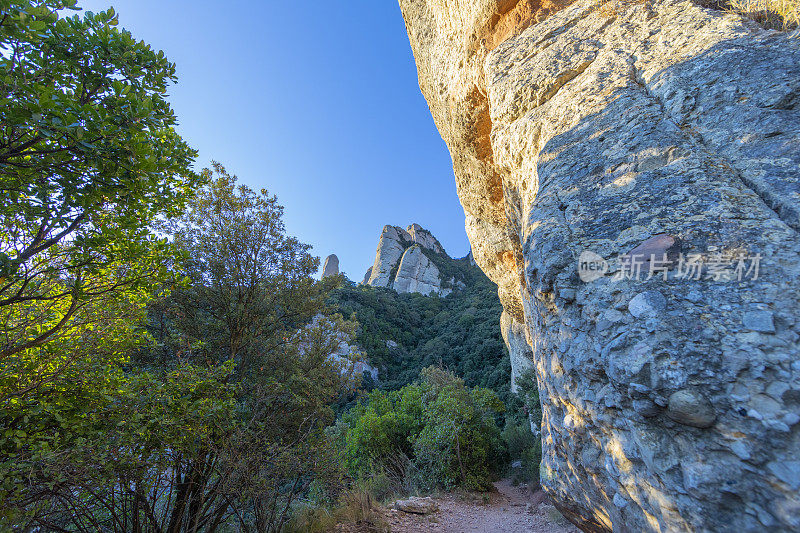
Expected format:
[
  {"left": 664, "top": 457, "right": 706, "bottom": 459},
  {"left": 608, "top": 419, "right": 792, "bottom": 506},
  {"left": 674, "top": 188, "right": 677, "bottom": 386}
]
[{"left": 385, "top": 479, "right": 580, "bottom": 533}]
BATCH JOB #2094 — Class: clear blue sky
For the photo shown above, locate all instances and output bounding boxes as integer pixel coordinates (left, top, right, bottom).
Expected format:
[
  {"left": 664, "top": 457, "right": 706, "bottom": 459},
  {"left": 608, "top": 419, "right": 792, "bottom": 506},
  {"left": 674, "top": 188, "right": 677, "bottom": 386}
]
[{"left": 78, "top": 0, "right": 471, "bottom": 280}]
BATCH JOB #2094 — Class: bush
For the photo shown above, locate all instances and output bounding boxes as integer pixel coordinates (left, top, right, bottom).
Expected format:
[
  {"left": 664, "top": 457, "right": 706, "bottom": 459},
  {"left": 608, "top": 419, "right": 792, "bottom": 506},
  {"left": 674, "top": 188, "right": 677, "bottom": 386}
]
[
  {"left": 338, "top": 367, "right": 504, "bottom": 494},
  {"left": 502, "top": 421, "right": 542, "bottom": 486},
  {"left": 285, "top": 489, "right": 389, "bottom": 533},
  {"left": 501, "top": 367, "right": 544, "bottom": 487},
  {"left": 502, "top": 421, "right": 537, "bottom": 460},
  {"left": 522, "top": 440, "right": 543, "bottom": 487}
]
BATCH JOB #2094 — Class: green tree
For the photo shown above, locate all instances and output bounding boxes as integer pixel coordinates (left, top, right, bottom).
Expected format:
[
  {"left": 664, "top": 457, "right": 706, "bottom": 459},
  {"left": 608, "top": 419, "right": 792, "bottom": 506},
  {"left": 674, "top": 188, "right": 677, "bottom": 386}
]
[
  {"left": 0, "top": 1, "right": 199, "bottom": 395},
  {"left": 412, "top": 367, "right": 504, "bottom": 490},
  {"left": 0, "top": 362, "right": 238, "bottom": 531},
  {"left": 1, "top": 167, "right": 359, "bottom": 531},
  {"left": 121, "top": 169, "right": 357, "bottom": 532},
  {"left": 339, "top": 385, "right": 423, "bottom": 477},
  {"left": 337, "top": 366, "right": 504, "bottom": 493},
  {"left": 160, "top": 163, "right": 333, "bottom": 375}
]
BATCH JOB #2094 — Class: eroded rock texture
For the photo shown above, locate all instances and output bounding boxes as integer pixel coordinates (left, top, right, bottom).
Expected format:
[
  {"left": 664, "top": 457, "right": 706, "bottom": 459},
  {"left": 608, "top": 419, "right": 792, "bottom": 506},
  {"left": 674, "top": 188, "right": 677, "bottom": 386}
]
[
  {"left": 399, "top": 0, "right": 800, "bottom": 530},
  {"left": 322, "top": 254, "right": 340, "bottom": 278},
  {"left": 366, "top": 223, "right": 453, "bottom": 296},
  {"left": 394, "top": 245, "right": 446, "bottom": 296},
  {"left": 367, "top": 225, "right": 413, "bottom": 287},
  {"left": 408, "top": 222, "right": 446, "bottom": 253}
]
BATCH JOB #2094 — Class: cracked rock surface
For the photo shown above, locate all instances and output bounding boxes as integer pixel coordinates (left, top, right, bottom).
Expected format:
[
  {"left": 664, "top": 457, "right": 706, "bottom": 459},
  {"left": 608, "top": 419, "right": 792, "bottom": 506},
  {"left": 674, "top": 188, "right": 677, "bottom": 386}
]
[
  {"left": 366, "top": 223, "right": 452, "bottom": 296},
  {"left": 398, "top": 0, "right": 800, "bottom": 530}
]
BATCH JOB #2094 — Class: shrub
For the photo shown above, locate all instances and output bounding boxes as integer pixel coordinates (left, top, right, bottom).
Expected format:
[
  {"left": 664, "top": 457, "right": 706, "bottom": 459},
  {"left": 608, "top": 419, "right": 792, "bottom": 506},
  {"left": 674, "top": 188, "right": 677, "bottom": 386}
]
[
  {"left": 502, "top": 421, "right": 543, "bottom": 487},
  {"left": 340, "top": 386, "right": 423, "bottom": 478},
  {"left": 501, "top": 368, "right": 544, "bottom": 487},
  {"left": 522, "top": 440, "right": 543, "bottom": 487},
  {"left": 502, "top": 421, "right": 537, "bottom": 460},
  {"left": 285, "top": 489, "right": 389, "bottom": 533},
  {"left": 338, "top": 367, "right": 504, "bottom": 494},
  {"left": 413, "top": 368, "right": 505, "bottom": 491}
]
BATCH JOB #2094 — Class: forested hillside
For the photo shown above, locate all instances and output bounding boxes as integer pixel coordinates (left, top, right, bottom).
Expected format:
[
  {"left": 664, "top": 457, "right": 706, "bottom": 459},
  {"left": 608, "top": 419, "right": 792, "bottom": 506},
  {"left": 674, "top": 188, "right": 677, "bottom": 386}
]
[{"left": 329, "top": 255, "right": 518, "bottom": 410}]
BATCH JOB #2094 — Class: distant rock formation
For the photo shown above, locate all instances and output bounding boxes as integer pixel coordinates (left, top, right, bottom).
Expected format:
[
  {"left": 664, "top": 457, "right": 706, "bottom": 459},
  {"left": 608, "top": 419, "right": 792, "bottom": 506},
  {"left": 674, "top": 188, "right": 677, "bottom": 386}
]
[
  {"left": 364, "top": 223, "right": 457, "bottom": 296},
  {"left": 400, "top": 0, "right": 800, "bottom": 531},
  {"left": 307, "top": 314, "right": 379, "bottom": 382},
  {"left": 466, "top": 249, "right": 477, "bottom": 267},
  {"left": 329, "top": 341, "right": 379, "bottom": 383},
  {"left": 393, "top": 245, "right": 450, "bottom": 297},
  {"left": 407, "top": 223, "right": 445, "bottom": 254},
  {"left": 321, "top": 254, "right": 339, "bottom": 278},
  {"left": 367, "top": 226, "right": 412, "bottom": 287}
]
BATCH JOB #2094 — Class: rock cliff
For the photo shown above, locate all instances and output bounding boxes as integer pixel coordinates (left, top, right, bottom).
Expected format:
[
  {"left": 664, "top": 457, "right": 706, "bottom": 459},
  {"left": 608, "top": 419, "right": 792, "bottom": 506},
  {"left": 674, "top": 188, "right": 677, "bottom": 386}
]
[
  {"left": 367, "top": 225, "right": 413, "bottom": 287},
  {"left": 393, "top": 245, "right": 448, "bottom": 296},
  {"left": 407, "top": 222, "right": 445, "bottom": 253},
  {"left": 399, "top": 0, "right": 800, "bottom": 531},
  {"left": 365, "top": 223, "right": 455, "bottom": 296},
  {"left": 322, "top": 254, "right": 339, "bottom": 278}
]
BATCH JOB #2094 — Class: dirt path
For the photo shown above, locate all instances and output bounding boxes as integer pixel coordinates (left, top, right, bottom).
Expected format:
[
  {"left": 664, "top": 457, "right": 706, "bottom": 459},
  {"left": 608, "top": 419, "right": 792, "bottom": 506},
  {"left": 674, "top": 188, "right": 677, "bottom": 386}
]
[{"left": 385, "top": 480, "right": 580, "bottom": 533}]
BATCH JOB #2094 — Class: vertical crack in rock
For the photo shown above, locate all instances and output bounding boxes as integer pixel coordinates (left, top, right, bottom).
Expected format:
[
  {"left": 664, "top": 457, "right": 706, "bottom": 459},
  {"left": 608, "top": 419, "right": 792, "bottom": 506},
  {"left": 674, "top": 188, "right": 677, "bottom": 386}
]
[
  {"left": 630, "top": 59, "right": 800, "bottom": 233},
  {"left": 399, "top": 0, "right": 800, "bottom": 531}
]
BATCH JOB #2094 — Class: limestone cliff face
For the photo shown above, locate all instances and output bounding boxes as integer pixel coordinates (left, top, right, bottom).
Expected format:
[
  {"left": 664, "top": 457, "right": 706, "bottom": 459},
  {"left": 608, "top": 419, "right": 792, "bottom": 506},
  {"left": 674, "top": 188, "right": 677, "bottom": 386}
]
[
  {"left": 322, "top": 254, "right": 339, "bottom": 278},
  {"left": 393, "top": 245, "right": 448, "bottom": 296},
  {"left": 399, "top": 0, "right": 800, "bottom": 531},
  {"left": 367, "top": 225, "right": 412, "bottom": 287},
  {"left": 467, "top": 249, "right": 478, "bottom": 267},
  {"left": 500, "top": 310, "right": 533, "bottom": 395},
  {"left": 407, "top": 222, "right": 445, "bottom": 254},
  {"left": 365, "top": 223, "right": 453, "bottom": 296}
]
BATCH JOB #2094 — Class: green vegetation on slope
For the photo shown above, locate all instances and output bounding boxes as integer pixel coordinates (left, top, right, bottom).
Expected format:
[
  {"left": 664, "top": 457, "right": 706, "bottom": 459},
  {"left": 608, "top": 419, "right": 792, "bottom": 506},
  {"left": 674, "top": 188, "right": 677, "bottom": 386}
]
[
  {"left": 328, "top": 255, "right": 519, "bottom": 413},
  {"left": 331, "top": 367, "right": 505, "bottom": 493},
  {"left": 327, "top": 251, "right": 544, "bottom": 495}
]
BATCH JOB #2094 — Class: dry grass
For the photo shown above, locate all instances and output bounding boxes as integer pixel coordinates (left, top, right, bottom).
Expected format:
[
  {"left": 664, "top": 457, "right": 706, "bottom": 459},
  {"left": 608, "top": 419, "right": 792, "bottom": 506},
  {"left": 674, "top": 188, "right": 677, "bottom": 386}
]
[
  {"left": 727, "top": 0, "right": 800, "bottom": 31},
  {"left": 284, "top": 490, "right": 390, "bottom": 533},
  {"left": 594, "top": 0, "right": 799, "bottom": 32}
]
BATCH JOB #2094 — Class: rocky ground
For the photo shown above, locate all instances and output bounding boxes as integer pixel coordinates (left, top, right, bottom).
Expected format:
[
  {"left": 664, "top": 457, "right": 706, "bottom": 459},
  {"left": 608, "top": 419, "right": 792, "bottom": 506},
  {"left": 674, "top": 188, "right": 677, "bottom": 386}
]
[{"left": 385, "top": 480, "right": 579, "bottom": 533}]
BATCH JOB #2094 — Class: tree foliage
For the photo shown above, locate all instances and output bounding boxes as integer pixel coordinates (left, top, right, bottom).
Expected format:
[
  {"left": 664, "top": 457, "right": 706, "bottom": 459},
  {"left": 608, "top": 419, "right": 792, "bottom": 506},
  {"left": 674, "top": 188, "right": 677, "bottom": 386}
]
[
  {"left": 329, "top": 259, "right": 519, "bottom": 415},
  {"left": 2, "top": 166, "right": 358, "bottom": 531},
  {"left": 157, "top": 163, "right": 334, "bottom": 375},
  {"left": 0, "top": 1, "right": 199, "bottom": 396},
  {"left": 335, "top": 367, "right": 504, "bottom": 492}
]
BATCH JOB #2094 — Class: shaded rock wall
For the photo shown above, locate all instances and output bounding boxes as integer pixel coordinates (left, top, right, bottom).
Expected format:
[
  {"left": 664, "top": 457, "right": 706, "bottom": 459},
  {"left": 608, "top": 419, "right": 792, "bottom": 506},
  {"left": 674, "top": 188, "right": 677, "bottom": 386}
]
[
  {"left": 501, "top": 309, "right": 534, "bottom": 394},
  {"left": 398, "top": 0, "right": 800, "bottom": 530}
]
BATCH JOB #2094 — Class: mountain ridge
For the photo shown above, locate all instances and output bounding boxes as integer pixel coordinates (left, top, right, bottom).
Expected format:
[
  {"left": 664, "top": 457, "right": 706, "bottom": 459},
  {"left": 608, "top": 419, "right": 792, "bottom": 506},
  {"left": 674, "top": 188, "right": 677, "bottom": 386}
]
[{"left": 363, "top": 223, "right": 468, "bottom": 297}]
